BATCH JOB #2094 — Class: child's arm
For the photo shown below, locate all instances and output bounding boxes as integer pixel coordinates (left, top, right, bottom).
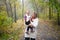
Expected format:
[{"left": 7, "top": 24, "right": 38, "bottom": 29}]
[
  {"left": 24, "top": 15, "right": 27, "bottom": 21},
  {"left": 29, "top": 19, "right": 38, "bottom": 28},
  {"left": 30, "top": 17, "right": 33, "bottom": 22}
]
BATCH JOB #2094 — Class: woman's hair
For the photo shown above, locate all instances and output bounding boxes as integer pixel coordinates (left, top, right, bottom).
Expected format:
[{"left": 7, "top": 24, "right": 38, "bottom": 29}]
[{"left": 34, "top": 12, "right": 37, "bottom": 18}]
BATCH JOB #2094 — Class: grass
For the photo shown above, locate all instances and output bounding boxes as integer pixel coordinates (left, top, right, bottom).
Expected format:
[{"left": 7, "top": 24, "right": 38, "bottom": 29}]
[
  {"left": 0, "top": 33, "right": 10, "bottom": 40},
  {"left": 0, "top": 19, "right": 24, "bottom": 40}
]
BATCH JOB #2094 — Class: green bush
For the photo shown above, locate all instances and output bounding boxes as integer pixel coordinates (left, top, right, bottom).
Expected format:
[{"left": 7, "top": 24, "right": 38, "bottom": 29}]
[{"left": 0, "top": 12, "right": 13, "bottom": 27}]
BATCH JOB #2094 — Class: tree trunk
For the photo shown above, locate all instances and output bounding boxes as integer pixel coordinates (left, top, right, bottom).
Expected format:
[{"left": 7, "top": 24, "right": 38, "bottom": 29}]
[
  {"left": 49, "top": 7, "right": 51, "bottom": 20},
  {"left": 14, "top": 2, "right": 16, "bottom": 23},
  {"left": 22, "top": 0, "right": 24, "bottom": 21},
  {"left": 33, "top": 0, "right": 39, "bottom": 17},
  {"left": 9, "top": 0, "right": 13, "bottom": 18},
  {"left": 4, "top": 0, "right": 9, "bottom": 17},
  {"left": 49, "top": 0, "right": 52, "bottom": 20},
  {"left": 57, "top": 10, "right": 60, "bottom": 25}
]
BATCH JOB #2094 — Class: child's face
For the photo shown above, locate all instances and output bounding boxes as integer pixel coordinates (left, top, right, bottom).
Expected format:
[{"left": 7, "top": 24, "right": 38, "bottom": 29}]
[{"left": 26, "top": 11, "right": 30, "bottom": 15}]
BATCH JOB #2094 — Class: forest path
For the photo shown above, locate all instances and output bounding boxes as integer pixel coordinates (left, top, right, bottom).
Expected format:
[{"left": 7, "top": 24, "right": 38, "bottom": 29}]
[
  {"left": 36, "top": 19, "right": 59, "bottom": 40},
  {"left": 10, "top": 19, "right": 59, "bottom": 40}
]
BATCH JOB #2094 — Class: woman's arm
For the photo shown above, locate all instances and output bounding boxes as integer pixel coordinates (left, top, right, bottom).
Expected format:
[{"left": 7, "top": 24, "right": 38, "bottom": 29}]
[{"left": 29, "top": 18, "right": 38, "bottom": 27}]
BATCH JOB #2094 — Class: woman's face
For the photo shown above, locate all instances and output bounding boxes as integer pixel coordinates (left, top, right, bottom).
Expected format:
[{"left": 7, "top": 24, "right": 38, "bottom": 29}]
[{"left": 32, "top": 13, "right": 36, "bottom": 19}]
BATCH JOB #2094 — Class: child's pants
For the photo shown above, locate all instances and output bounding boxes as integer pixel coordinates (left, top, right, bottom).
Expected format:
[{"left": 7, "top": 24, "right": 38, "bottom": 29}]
[
  {"left": 25, "top": 20, "right": 30, "bottom": 25},
  {"left": 27, "top": 26, "right": 33, "bottom": 32}
]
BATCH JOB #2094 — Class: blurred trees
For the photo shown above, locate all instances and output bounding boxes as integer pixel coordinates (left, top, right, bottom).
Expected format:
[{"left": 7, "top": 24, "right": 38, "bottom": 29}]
[
  {"left": 29, "top": 0, "right": 60, "bottom": 25},
  {"left": 0, "top": 0, "right": 13, "bottom": 37},
  {"left": 0, "top": 0, "right": 60, "bottom": 40},
  {"left": 4, "top": 0, "right": 21, "bottom": 22},
  {"left": 0, "top": 0, "right": 21, "bottom": 39},
  {"left": 49, "top": 0, "right": 60, "bottom": 25}
]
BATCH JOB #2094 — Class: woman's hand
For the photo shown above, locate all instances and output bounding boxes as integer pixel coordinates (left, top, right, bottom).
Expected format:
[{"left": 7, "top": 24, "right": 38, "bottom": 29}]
[
  {"left": 29, "top": 24, "right": 33, "bottom": 27},
  {"left": 29, "top": 24, "right": 32, "bottom": 26}
]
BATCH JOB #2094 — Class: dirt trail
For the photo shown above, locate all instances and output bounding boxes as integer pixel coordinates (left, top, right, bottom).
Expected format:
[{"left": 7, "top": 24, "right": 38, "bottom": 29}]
[
  {"left": 36, "top": 20, "right": 59, "bottom": 40},
  {"left": 19, "top": 19, "right": 60, "bottom": 40}
]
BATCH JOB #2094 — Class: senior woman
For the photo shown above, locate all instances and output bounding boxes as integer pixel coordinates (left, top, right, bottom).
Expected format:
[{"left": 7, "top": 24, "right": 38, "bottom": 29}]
[{"left": 24, "top": 12, "right": 39, "bottom": 40}]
